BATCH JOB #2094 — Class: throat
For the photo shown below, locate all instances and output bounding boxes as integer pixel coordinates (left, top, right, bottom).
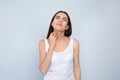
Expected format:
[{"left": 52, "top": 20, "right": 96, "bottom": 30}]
[{"left": 56, "top": 36, "right": 64, "bottom": 42}]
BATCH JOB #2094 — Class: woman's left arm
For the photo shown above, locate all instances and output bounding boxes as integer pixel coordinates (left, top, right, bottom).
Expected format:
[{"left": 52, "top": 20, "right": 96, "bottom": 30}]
[{"left": 73, "top": 39, "right": 81, "bottom": 80}]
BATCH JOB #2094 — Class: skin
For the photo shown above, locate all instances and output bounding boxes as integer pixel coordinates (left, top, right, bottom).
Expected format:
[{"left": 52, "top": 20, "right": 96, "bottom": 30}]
[{"left": 39, "top": 12, "right": 81, "bottom": 80}]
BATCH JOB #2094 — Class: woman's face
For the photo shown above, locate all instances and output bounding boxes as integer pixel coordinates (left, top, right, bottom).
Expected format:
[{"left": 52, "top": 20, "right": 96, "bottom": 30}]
[{"left": 52, "top": 12, "right": 69, "bottom": 32}]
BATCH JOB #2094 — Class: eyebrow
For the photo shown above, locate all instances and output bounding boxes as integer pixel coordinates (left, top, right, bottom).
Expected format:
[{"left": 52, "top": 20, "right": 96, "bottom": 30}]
[
  {"left": 63, "top": 17, "right": 68, "bottom": 20},
  {"left": 56, "top": 15, "right": 68, "bottom": 19}
]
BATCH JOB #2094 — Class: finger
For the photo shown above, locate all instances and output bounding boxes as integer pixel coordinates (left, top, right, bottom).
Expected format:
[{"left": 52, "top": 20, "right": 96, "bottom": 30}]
[
  {"left": 52, "top": 32, "right": 57, "bottom": 36},
  {"left": 54, "top": 32, "right": 58, "bottom": 38},
  {"left": 50, "top": 32, "right": 54, "bottom": 38}
]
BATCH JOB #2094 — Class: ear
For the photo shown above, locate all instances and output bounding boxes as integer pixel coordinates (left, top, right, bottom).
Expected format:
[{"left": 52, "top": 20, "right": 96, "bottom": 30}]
[{"left": 65, "top": 25, "right": 69, "bottom": 30}]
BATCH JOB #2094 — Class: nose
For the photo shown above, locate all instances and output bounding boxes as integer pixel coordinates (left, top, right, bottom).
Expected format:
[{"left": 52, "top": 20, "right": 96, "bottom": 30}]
[{"left": 58, "top": 18, "right": 62, "bottom": 23}]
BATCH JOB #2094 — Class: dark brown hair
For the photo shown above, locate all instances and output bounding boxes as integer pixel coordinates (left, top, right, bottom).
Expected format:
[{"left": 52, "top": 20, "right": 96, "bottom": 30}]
[{"left": 46, "top": 11, "right": 72, "bottom": 39}]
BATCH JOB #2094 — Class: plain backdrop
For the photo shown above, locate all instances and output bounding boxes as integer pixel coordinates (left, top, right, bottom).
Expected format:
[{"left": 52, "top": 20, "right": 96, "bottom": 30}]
[{"left": 0, "top": 0, "right": 120, "bottom": 80}]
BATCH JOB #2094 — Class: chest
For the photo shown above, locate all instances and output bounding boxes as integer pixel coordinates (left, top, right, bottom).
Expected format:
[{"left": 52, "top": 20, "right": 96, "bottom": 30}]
[
  {"left": 54, "top": 40, "right": 70, "bottom": 52},
  {"left": 51, "top": 50, "right": 73, "bottom": 65}
]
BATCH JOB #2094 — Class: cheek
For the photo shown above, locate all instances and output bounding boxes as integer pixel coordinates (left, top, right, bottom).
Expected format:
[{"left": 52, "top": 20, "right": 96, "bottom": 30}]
[
  {"left": 63, "top": 22, "right": 68, "bottom": 27},
  {"left": 51, "top": 21, "right": 55, "bottom": 27}
]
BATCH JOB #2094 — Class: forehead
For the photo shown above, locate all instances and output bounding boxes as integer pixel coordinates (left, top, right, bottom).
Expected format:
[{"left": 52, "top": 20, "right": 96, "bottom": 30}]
[{"left": 55, "top": 12, "right": 68, "bottom": 18}]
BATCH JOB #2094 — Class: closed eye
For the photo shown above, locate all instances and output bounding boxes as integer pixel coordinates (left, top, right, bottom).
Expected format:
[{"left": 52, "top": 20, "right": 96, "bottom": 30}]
[
  {"left": 55, "top": 16, "right": 68, "bottom": 21},
  {"left": 55, "top": 16, "right": 60, "bottom": 19},
  {"left": 63, "top": 18, "right": 68, "bottom": 21}
]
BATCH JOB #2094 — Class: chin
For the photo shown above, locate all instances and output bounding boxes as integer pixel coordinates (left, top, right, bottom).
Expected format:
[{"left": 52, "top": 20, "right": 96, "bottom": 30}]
[{"left": 54, "top": 29, "right": 64, "bottom": 32}]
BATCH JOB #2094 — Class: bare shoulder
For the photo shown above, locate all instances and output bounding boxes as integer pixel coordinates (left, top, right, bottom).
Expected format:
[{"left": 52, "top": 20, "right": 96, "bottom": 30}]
[
  {"left": 39, "top": 39, "right": 46, "bottom": 56},
  {"left": 39, "top": 39, "right": 45, "bottom": 47},
  {"left": 73, "top": 39, "right": 80, "bottom": 47},
  {"left": 73, "top": 39, "right": 80, "bottom": 56}
]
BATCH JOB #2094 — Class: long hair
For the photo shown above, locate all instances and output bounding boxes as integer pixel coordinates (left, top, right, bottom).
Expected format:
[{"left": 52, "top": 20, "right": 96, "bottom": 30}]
[{"left": 46, "top": 11, "right": 72, "bottom": 39}]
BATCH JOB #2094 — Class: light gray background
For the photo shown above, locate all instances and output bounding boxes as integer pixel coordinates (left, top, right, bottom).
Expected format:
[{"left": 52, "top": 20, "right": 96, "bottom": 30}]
[{"left": 0, "top": 0, "right": 120, "bottom": 80}]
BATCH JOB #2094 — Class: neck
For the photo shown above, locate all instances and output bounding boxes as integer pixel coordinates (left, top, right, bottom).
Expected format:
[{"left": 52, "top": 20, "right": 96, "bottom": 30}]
[
  {"left": 54, "top": 30, "right": 65, "bottom": 41},
  {"left": 57, "top": 34, "right": 64, "bottom": 41}
]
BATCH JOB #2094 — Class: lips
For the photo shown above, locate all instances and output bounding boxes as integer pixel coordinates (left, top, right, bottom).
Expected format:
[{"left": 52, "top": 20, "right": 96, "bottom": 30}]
[{"left": 56, "top": 23, "right": 62, "bottom": 26}]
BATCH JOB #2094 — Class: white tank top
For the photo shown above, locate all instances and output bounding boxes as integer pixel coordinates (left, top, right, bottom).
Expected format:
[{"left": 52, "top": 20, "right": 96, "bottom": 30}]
[{"left": 43, "top": 38, "right": 75, "bottom": 80}]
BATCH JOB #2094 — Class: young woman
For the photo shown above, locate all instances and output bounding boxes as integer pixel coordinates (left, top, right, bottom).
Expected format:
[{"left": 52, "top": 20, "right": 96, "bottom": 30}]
[{"left": 39, "top": 11, "right": 81, "bottom": 80}]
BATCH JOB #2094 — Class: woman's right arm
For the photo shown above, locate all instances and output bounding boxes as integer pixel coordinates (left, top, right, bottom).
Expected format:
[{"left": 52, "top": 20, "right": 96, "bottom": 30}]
[{"left": 39, "top": 32, "right": 57, "bottom": 75}]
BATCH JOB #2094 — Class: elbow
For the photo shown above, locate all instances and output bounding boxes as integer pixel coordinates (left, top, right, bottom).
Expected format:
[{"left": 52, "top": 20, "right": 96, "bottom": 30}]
[
  {"left": 39, "top": 65, "right": 47, "bottom": 75},
  {"left": 40, "top": 69, "right": 47, "bottom": 75}
]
